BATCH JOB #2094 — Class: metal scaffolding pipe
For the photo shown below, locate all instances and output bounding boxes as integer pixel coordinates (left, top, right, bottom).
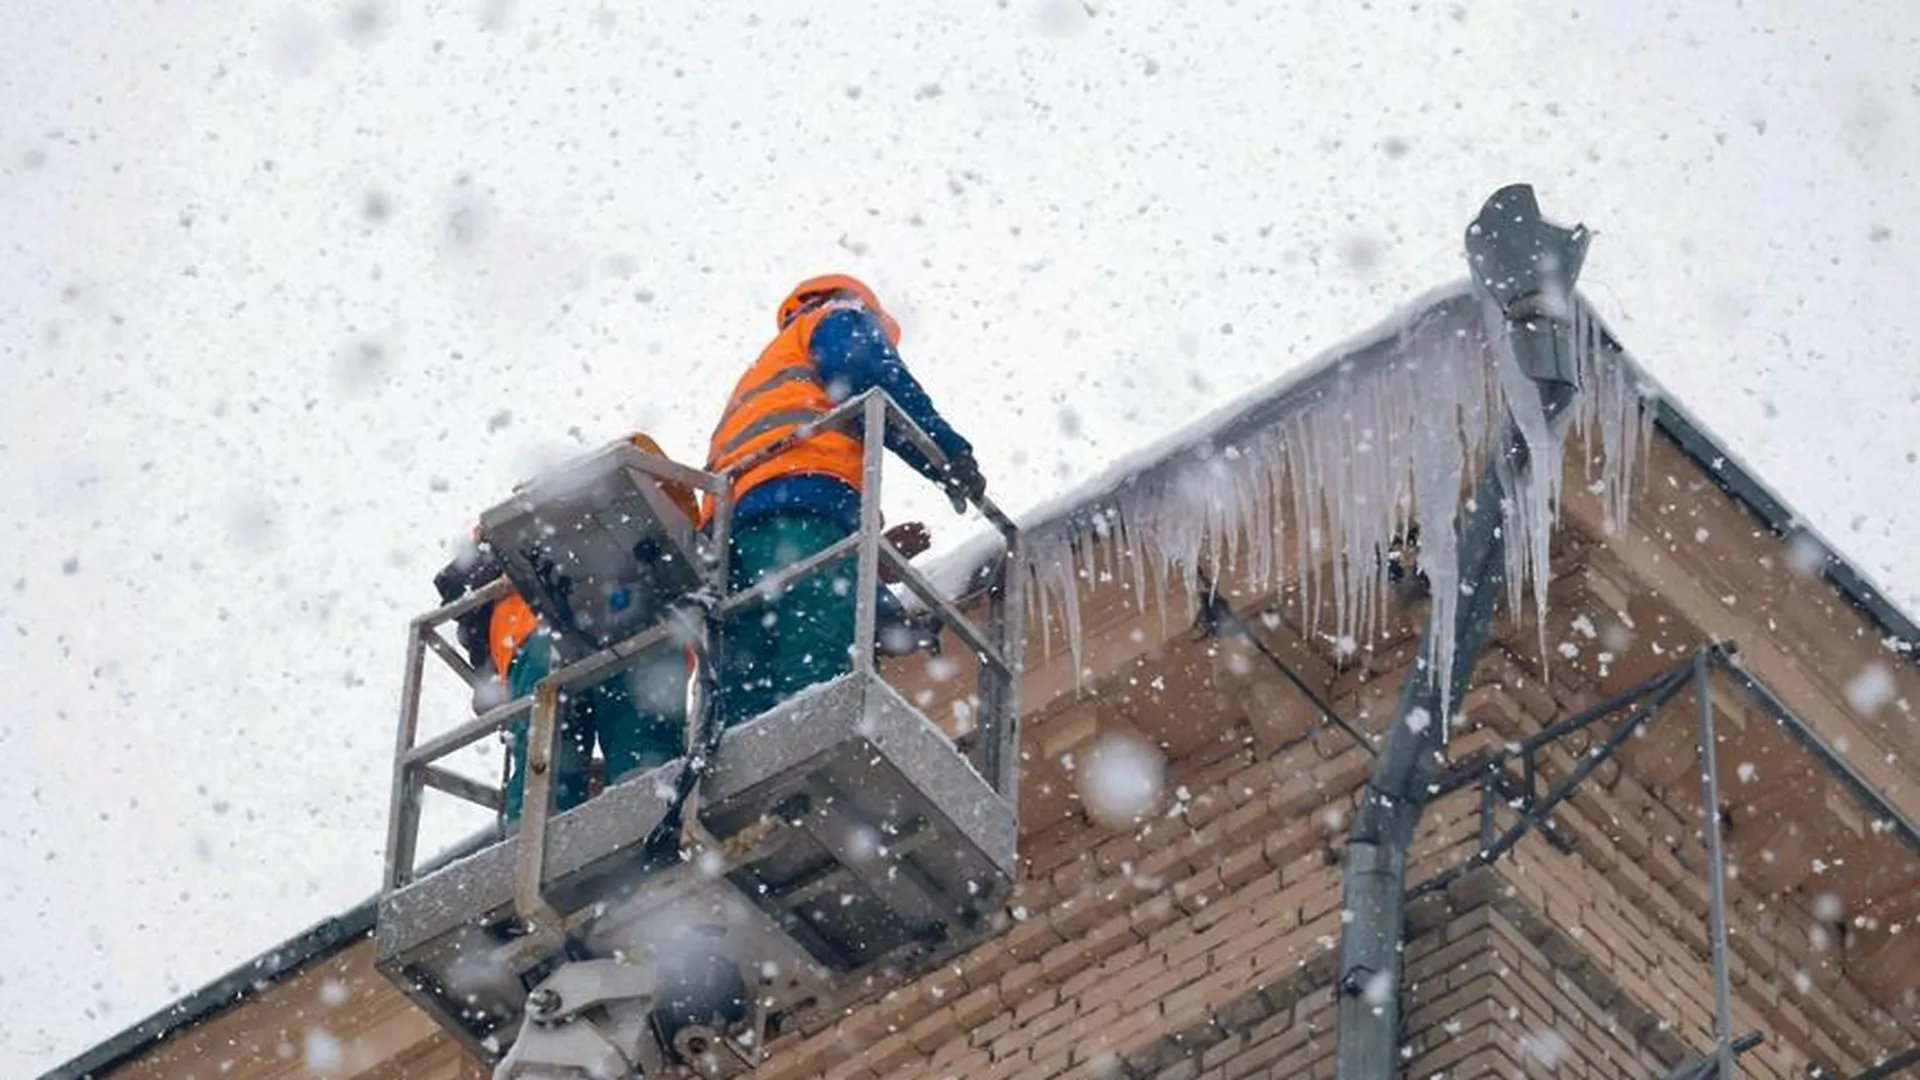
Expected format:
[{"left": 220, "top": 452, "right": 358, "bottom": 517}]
[
  {"left": 1696, "top": 648, "right": 1738, "bottom": 1078},
  {"left": 1847, "top": 1046, "right": 1920, "bottom": 1080}
]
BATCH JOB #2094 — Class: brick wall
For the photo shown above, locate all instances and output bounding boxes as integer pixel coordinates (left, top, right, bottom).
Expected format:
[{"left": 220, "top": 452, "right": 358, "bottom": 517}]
[
  {"left": 742, "top": 622, "right": 1914, "bottom": 1080},
  {"left": 96, "top": 591, "right": 1913, "bottom": 1080},
  {"left": 1405, "top": 858, "right": 1911, "bottom": 1080},
  {"left": 1405, "top": 886, "right": 1675, "bottom": 1079},
  {"left": 744, "top": 733, "right": 1372, "bottom": 1080}
]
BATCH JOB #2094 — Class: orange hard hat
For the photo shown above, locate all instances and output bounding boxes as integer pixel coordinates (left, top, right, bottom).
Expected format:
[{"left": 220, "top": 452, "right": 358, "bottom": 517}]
[{"left": 776, "top": 273, "right": 901, "bottom": 344}]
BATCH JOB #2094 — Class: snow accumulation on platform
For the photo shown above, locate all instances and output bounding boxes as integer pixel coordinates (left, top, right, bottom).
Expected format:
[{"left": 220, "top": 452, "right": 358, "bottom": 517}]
[{"left": 923, "top": 280, "right": 1660, "bottom": 709}]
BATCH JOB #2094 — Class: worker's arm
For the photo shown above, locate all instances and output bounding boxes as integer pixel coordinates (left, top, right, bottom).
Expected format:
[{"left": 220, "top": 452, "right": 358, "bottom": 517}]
[{"left": 810, "top": 306, "right": 974, "bottom": 486}]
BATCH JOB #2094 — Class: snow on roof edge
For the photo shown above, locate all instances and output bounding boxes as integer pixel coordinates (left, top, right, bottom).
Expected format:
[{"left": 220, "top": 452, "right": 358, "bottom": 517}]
[
  {"left": 915, "top": 277, "right": 1482, "bottom": 602},
  {"left": 919, "top": 279, "right": 1920, "bottom": 658}
]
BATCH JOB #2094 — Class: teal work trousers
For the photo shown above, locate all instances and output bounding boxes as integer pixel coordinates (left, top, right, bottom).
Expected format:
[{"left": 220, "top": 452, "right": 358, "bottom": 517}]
[
  {"left": 715, "top": 513, "right": 858, "bottom": 727},
  {"left": 501, "top": 630, "right": 687, "bottom": 822}
]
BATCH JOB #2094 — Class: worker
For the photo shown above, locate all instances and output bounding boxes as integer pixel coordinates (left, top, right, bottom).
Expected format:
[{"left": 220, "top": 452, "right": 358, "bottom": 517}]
[
  {"left": 433, "top": 534, "right": 509, "bottom": 686},
  {"left": 702, "top": 273, "right": 984, "bottom": 726},
  {"left": 442, "top": 432, "right": 701, "bottom": 823}
]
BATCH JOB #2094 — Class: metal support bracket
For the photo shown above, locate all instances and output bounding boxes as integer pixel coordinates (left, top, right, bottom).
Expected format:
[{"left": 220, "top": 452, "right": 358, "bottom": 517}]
[
  {"left": 1663, "top": 1031, "right": 1765, "bottom": 1080},
  {"left": 512, "top": 680, "right": 569, "bottom": 944},
  {"left": 1410, "top": 658, "right": 1701, "bottom": 901},
  {"left": 1408, "top": 642, "right": 1920, "bottom": 1080},
  {"left": 1192, "top": 566, "right": 1375, "bottom": 758},
  {"left": 1807, "top": 1046, "right": 1920, "bottom": 1080}
]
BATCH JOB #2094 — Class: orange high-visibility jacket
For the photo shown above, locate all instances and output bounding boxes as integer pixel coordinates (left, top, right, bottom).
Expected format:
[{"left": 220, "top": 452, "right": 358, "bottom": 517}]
[
  {"left": 487, "top": 592, "right": 542, "bottom": 682},
  {"left": 701, "top": 304, "right": 865, "bottom": 526},
  {"left": 486, "top": 432, "right": 696, "bottom": 682}
]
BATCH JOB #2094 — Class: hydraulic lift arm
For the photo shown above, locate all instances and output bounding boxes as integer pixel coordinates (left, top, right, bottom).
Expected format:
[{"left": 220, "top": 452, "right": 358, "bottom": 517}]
[
  {"left": 494, "top": 958, "right": 672, "bottom": 1080},
  {"left": 493, "top": 949, "right": 774, "bottom": 1080}
]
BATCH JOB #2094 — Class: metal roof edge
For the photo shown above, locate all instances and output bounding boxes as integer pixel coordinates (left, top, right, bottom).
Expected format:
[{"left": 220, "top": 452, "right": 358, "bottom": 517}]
[
  {"left": 38, "top": 906, "right": 377, "bottom": 1080},
  {"left": 1629, "top": 359, "right": 1920, "bottom": 657},
  {"left": 37, "top": 830, "right": 496, "bottom": 1080},
  {"left": 1565, "top": 302, "right": 1917, "bottom": 660}
]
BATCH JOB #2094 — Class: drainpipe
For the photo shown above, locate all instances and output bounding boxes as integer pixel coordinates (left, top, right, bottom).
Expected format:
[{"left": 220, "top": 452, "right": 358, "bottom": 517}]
[{"left": 1334, "top": 185, "right": 1591, "bottom": 1080}]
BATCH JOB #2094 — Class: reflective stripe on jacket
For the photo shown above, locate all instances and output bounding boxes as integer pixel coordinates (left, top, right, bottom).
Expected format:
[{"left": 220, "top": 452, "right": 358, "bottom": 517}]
[{"left": 702, "top": 305, "right": 864, "bottom": 525}]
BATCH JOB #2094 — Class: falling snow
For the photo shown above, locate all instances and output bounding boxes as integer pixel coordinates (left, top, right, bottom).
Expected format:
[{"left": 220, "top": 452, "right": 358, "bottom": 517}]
[
  {"left": 1077, "top": 732, "right": 1167, "bottom": 829},
  {"left": 1785, "top": 531, "right": 1831, "bottom": 578},
  {"left": 9, "top": 4, "right": 1920, "bottom": 1075},
  {"left": 1361, "top": 970, "right": 1396, "bottom": 1007},
  {"left": 1519, "top": 1027, "right": 1572, "bottom": 1068},
  {"left": 304, "top": 1028, "right": 343, "bottom": 1073},
  {"left": 1845, "top": 664, "right": 1896, "bottom": 715}
]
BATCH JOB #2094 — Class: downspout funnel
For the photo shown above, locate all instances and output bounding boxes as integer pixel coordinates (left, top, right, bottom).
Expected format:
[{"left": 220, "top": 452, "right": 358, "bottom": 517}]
[
  {"left": 1467, "top": 182, "right": 1592, "bottom": 389},
  {"left": 1333, "top": 184, "right": 1589, "bottom": 1080}
]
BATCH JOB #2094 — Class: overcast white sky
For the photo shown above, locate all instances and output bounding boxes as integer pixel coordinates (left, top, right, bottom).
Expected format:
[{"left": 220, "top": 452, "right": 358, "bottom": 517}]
[{"left": 4, "top": 1, "right": 1918, "bottom": 1073}]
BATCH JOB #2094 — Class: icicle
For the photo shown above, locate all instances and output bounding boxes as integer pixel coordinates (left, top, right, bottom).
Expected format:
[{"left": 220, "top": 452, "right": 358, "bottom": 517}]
[
  {"left": 1288, "top": 411, "right": 1321, "bottom": 640},
  {"left": 1550, "top": 301, "right": 1656, "bottom": 536},
  {"left": 1014, "top": 287, "right": 1650, "bottom": 699},
  {"left": 1485, "top": 294, "right": 1565, "bottom": 668},
  {"left": 1404, "top": 329, "right": 1478, "bottom": 723}
]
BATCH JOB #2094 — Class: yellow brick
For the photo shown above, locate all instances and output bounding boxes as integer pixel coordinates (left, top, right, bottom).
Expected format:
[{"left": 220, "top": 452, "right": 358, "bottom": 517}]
[
  {"left": 1011, "top": 984, "right": 1059, "bottom": 1025},
  {"left": 905, "top": 1006, "right": 961, "bottom": 1055},
  {"left": 1121, "top": 953, "right": 1212, "bottom": 1015},
  {"left": 1076, "top": 950, "right": 1167, "bottom": 1016},
  {"left": 950, "top": 982, "right": 1004, "bottom": 1031},
  {"left": 1172, "top": 865, "right": 1229, "bottom": 916}
]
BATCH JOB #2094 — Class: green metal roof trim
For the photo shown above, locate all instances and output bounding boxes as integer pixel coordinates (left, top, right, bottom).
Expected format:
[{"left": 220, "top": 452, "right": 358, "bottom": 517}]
[
  {"left": 41, "top": 906, "right": 377, "bottom": 1080},
  {"left": 40, "top": 831, "right": 495, "bottom": 1080},
  {"left": 1646, "top": 387, "right": 1920, "bottom": 660},
  {"left": 39, "top": 294, "right": 1919, "bottom": 1080}
]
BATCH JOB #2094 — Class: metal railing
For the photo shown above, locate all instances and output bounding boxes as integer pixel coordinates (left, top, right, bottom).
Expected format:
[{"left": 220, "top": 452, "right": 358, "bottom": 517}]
[
  {"left": 381, "top": 389, "right": 1024, "bottom": 901},
  {"left": 1415, "top": 643, "right": 1920, "bottom": 1076}
]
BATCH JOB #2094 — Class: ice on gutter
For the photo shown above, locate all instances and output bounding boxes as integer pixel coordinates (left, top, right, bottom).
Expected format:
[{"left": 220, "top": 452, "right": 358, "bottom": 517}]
[{"left": 921, "top": 279, "right": 1655, "bottom": 710}]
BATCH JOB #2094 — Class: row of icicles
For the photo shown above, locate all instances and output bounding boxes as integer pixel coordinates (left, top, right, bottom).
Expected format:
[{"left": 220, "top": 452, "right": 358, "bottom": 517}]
[{"left": 1014, "top": 291, "right": 1655, "bottom": 721}]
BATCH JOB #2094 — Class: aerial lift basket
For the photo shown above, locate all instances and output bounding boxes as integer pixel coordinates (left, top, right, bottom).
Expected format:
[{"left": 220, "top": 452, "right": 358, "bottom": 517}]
[{"left": 375, "top": 393, "right": 1026, "bottom": 1078}]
